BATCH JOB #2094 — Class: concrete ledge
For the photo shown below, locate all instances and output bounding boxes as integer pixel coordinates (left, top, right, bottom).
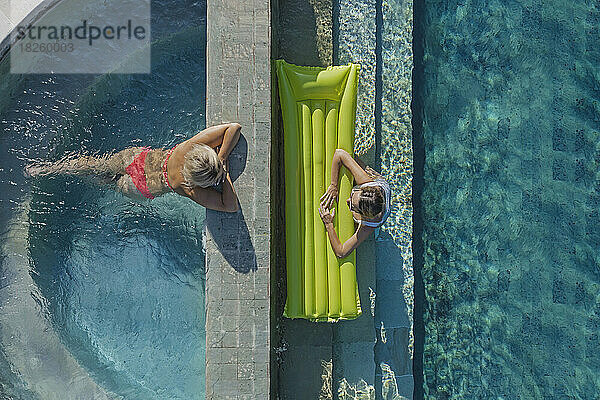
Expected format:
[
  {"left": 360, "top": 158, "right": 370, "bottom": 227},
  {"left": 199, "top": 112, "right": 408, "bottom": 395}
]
[{"left": 205, "top": 0, "right": 271, "bottom": 398}]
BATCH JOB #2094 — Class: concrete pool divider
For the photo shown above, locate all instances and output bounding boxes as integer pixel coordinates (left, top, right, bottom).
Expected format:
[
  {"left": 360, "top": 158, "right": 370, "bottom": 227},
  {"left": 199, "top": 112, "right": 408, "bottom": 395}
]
[{"left": 204, "top": 0, "right": 272, "bottom": 398}]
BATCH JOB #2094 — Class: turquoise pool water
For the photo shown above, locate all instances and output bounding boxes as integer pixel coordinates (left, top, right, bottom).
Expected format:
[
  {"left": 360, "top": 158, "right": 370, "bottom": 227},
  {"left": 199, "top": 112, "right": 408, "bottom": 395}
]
[
  {"left": 421, "top": 0, "right": 600, "bottom": 398},
  {"left": 0, "top": 1, "right": 207, "bottom": 398}
]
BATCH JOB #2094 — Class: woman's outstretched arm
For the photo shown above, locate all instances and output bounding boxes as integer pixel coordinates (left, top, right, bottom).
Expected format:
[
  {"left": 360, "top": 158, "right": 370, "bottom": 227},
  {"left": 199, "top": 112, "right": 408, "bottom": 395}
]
[
  {"left": 318, "top": 205, "right": 374, "bottom": 258},
  {"left": 187, "top": 123, "right": 242, "bottom": 160},
  {"left": 331, "top": 149, "right": 372, "bottom": 185},
  {"left": 320, "top": 149, "right": 372, "bottom": 208}
]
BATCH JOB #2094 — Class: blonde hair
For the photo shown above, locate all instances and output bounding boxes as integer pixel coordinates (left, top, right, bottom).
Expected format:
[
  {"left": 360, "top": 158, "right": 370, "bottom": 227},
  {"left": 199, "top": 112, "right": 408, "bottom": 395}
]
[
  {"left": 181, "top": 143, "right": 224, "bottom": 188},
  {"left": 357, "top": 186, "right": 385, "bottom": 219}
]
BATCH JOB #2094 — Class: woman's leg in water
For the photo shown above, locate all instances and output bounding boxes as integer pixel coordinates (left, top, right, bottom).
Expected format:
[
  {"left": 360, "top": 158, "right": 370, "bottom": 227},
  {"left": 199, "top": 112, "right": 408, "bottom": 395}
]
[
  {"left": 25, "top": 148, "right": 153, "bottom": 201},
  {"left": 26, "top": 154, "right": 109, "bottom": 178},
  {"left": 25, "top": 148, "right": 137, "bottom": 181}
]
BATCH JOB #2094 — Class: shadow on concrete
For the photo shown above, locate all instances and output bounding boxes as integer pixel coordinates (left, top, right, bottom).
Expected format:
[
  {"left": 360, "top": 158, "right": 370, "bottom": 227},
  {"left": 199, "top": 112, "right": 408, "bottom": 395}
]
[
  {"left": 228, "top": 133, "right": 248, "bottom": 182},
  {"left": 205, "top": 133, "right": 257, "bottom": 274}
]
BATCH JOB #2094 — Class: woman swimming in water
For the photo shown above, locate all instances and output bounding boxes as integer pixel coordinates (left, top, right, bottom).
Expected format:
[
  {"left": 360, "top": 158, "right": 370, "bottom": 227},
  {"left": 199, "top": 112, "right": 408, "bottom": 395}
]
[
  {"left": 25, "top": 123, "right": 242, "bottom": 212},
  {"left": 318, "top": 148, "right": 392, "bottom": 258}
]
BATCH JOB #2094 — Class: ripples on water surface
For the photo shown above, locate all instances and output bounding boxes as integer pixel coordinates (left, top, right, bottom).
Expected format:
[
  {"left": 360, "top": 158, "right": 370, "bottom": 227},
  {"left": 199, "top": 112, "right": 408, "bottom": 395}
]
[
  {"left": 0, "top": 1, "right": 207, "bottom": 398},
  {"left": 422, "top": 0, "right": 600, "bottom": 398}
]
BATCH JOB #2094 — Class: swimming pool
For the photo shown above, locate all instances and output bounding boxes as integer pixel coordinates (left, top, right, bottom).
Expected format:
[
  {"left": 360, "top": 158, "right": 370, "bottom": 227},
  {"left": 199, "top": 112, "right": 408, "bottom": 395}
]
[
  {"left": 273, "top": 0, "right": 414, "bottom": 398},
  {"left": 420, "top": 0, "right": 600, "bottom": 398},
  {"left": 0, "top": 1, "right": 207, "bottom": 398}
]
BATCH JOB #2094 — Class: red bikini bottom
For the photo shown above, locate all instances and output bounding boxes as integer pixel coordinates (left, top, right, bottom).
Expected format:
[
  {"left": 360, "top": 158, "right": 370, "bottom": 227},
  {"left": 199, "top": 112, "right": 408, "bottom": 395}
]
[{"left": 125, "top": 147, "right": 155, "bottom": 199}]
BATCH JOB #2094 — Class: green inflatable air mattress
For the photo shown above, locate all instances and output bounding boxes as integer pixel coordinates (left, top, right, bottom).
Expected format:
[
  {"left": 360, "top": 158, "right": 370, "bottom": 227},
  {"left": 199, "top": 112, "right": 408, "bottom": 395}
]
[{"left": 276, "top": 60, "right": 362, "bottom": 321}]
